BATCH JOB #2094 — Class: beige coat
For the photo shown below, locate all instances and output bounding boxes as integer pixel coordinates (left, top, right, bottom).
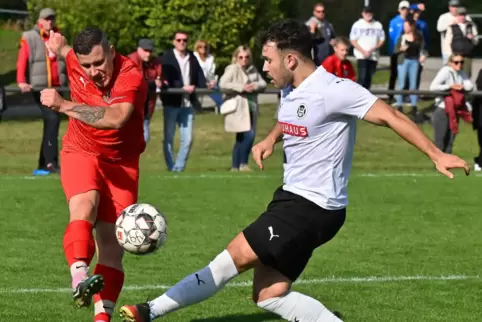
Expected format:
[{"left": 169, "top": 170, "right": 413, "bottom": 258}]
[{"left": 219, "top": 63, "right": 267, "bottom": 133}]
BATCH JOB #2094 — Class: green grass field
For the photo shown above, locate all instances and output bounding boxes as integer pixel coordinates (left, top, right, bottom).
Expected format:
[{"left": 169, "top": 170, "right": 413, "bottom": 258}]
[{"left": 1, "top": 104, "right": 481, "bottom": 322}]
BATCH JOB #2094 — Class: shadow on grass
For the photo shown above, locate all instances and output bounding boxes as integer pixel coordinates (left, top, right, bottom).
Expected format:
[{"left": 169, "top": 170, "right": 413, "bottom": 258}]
[{"left": 191, "top": 312, "right": 280, "bottom": 322}]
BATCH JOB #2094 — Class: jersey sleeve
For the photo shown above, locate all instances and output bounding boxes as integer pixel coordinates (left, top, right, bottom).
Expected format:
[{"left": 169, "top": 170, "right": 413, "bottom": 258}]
[
  {"left": 110, "top": 68, "right": 145, "bottom": 105},
  {"left": 324, "top": 79, "right": 378, "bottom": 119}
]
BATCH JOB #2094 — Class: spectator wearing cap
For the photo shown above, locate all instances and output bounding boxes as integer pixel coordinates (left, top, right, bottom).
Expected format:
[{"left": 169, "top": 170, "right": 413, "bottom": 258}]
[
  {"left": 349, "top": 6, "right": 385, "bottom": 89},
  {"left": 16, "top": 8, "right": 66, "bottom": 176},
  {"left": 306, "top": 2, "right": 336, "bottom": 65},
  {"left": 160, "top": 31, "right": 207, "bottom": 172},
  {"left": 443, "top": 6, "right": 479, "bottom": 77},
  {"left": 411, "top": 4, "right": 429, "bottom": 89},
  {"left": 387, "top": 1, "right": 412, "bottom": 103},
  {"left": 128, "top": 38, "right": 162, "bottom": 143},
  {"left": 437, "top": 0, "right": 474, "bottom": 65}
]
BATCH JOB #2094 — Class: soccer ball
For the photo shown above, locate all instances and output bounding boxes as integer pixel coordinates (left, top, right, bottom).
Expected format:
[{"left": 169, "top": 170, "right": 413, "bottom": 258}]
[{"left": 115, "top": 203, "right": 167, "bottom": 255}]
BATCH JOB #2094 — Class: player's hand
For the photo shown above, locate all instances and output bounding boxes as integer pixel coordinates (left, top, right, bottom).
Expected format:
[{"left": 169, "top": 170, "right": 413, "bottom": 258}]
[
  {"left": 432, "top": 152, "right": 470, "bottom": 179},
  {"left": 18, "top": 82, "right": 32, "bottom": 93},
  {"left": 40, "top": 88, "right": 64, "bottom": 112},
  {"left": 183, "top": 85, "right": 195, "bottom": 94},
  {"left": 46, "top": 30, "right": 67, "bottom": 57},
  {"left": 252, "top": 138, "right": 275, "bottom": 171}
]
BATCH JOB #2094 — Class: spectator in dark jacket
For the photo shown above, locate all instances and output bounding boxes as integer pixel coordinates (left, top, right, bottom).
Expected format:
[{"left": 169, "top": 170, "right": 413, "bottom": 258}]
[
  {"left": 161, "top": 31, "right": 206, "bottom": 172},
  {"left": 305, "top": 2, "right": 336, "bottom": 65},
  {"left": 472, "top": 69, "right": 482, "bottom": 171}
]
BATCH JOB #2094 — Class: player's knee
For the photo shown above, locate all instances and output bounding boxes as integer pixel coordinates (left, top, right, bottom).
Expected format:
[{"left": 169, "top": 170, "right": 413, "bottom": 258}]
[
  {"left": 226, "top": 233, "right": 258, "bottom": 272},
  {"left": 68, "top": 190, "right": 99, "bottom": 223}
]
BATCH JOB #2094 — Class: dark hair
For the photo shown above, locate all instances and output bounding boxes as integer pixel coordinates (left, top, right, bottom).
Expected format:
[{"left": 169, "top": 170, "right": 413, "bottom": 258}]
[
  {"left": 73, "top": 27, "right": 110, "bottom": 55},
  {"left": 172, "top": 30, "right": 189, "bottom": 40},
  {"left": 313, "top": 2, "right": 324, "bottom": 9},
  {"left": 260, "top": 19, "right": 313, "bottom": 59},
  {"left": 404, "top": 18, "right": 421, "bottom": 41}
]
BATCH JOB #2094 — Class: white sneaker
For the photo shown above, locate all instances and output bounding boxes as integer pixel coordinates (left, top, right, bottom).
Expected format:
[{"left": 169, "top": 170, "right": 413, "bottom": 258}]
[{"left": 475, "top": 163, "right": 481, "bottom": 172}]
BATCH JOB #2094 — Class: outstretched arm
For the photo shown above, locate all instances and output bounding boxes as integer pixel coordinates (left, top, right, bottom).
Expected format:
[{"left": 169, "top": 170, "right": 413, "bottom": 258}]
[{"left": 363, "top": 99, "right": 470, "bottom": 178}]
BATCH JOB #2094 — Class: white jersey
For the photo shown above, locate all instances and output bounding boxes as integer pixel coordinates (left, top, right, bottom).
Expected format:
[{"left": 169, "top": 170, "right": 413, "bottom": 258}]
[
  {"left": 349, "top": 19, "right": 385, "bottom": 61},
  {"left": 279, "top": 67, "right": 377, "bottom": 210}
]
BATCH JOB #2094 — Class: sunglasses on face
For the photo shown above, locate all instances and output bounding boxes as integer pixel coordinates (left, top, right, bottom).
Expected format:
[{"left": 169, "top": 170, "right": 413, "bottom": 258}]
[
  {"left": 315, "top": 10, "right": 325, "bottom": 13},
  {"left": 238, "top": 55, "right": 250, "bottom": 60},
  {"left": 452, "top": 60, "right": 464, "bottom": 65},
  {"left": 176, "top": 38, "right": 188, "bottom": 43}
]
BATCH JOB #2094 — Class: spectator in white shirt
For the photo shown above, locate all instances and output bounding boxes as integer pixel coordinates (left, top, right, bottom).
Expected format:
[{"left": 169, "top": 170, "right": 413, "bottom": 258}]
[
  {"left": 194, "top": 40, "right": 223, "bottom": 112},
  {"left": 437, "top": 0, "right": 473, "bottom": 64},
  {"left": 349, "top": 6, "right": 385, "bottom": 89}
]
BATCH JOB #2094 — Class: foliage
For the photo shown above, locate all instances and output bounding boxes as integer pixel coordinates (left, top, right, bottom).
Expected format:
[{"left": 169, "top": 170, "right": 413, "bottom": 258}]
[{"left": 27, "top": 0, "right": 284, "bottom": 74}]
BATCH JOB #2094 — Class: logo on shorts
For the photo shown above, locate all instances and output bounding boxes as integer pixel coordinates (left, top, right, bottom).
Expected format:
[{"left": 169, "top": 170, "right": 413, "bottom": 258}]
[
  {"left": 268, "top": 226, "right": 279, "bottom": 241},
  {"left": 297, "top": 104, "right": 307, "bottom": 119}
]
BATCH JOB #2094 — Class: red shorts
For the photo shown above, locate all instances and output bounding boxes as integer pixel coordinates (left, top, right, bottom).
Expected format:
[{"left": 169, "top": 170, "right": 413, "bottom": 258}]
[{"left": 60, "top": 150, "right": 140, "bottom": 223}]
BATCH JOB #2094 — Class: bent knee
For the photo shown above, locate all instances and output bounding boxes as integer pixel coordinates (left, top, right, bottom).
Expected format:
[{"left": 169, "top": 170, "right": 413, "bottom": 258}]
[
  {"left": 226, "top": 233, "right": 258, "bottom": 272},
  {"left": 69, "top": 190, "right": 99, "bottom": 223}
]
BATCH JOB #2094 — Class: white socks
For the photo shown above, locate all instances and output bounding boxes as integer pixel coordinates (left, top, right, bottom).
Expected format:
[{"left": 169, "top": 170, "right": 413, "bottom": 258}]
[
  {"left": 257, "top": 291, "right": 343, "bottom": 322},
  {"left": 149, "top": 249, "right": 239, "bottom": 320}
]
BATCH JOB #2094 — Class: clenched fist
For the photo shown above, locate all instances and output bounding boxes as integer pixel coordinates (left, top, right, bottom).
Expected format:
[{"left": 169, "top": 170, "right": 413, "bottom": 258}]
[
  {"left": 40, "top": 89, "right": 65, "bottom": 112},
  {"left": 46, "top": 30, "right": 68, "bottom": 57}
]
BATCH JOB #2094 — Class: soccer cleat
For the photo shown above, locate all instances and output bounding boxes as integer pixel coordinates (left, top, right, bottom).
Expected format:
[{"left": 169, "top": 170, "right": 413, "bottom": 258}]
[
  {"left": 72, "top": 274, "right": 104, "bottom": 308},
  {"left": 119, "top": 302, "right": 151, "bottom": 322}
]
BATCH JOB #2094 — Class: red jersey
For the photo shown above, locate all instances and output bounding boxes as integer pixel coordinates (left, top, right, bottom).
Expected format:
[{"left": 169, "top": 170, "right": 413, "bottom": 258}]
[
  {"left": 321, "top": 54, "right": 356, "bottom": 82},
  {"left": 62, "top": 50, "right": 147, "bottom": 161}
]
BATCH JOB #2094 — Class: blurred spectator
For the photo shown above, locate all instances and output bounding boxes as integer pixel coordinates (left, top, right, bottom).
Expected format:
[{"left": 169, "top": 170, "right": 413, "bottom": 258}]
[
  {"left": 349, "top": 6, "right": 385, "bottom": 89},
  {"left": 437, "top": 0, "right": 473, "bottom": 65},
  {"left": 16, "top": 8, "right": 66, "bottom": 176},
  {"left": 322, "top": 37, "right": 356, "bottom": 81},
  {"left": 394, "top": 19, "right": 426, "bottom": 117},
  {"left": 306, "top": 2, "right": 336, "bottom": 65},
  {"left": 444, "top": 7, "right": 479, "bottom": 77},
  {"left": 128, "top": 38, "right": 162, "bottom": 143},
  {"left": 219, "top": 45, "right": 266, "bottom": 172},
  {"left": 472, "top": 69, "right": 482, "bottom": 170},
  {"left": 160, "top": 31, "right": 206, "bottom": 172},
  {"left": 387, "top": 1, "right": 411, "bottom": 102},
  {"left": 193, "top": 40, "right": 223, "bottom": 113},
  {"left": 430, "top": 53, "right": 473, "bottom": 153},
  {"left": 412, "top": 4, "right": 429, "bottom": 89}
]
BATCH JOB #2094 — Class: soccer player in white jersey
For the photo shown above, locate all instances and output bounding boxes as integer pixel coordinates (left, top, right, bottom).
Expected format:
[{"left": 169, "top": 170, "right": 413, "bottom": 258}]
[{"left": 119, "top": 19, "right": 470, "bottom": 322}]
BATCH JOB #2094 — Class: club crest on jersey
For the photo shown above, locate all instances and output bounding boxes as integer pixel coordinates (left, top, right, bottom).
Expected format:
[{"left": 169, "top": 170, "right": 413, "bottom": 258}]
[
  {"left": 297, "top": 104, "right": 307, "bottom": 119},
  {"left": 279, "top": 121, "right": 308, "bottom": 137}
]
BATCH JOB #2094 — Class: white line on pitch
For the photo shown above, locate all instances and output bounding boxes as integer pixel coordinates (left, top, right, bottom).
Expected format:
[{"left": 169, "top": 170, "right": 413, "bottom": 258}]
[
  {"left": 2, "top": 172, "right": 481, "bottom": 181},
  {"left": 0, "top": 275, "right": 477, "bottom": 294}
]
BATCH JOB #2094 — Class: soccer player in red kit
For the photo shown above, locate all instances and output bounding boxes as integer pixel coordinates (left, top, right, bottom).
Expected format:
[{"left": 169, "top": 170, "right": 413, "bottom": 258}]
[{"left": 40, "top": 27, "right": 147, "bottom": 322}]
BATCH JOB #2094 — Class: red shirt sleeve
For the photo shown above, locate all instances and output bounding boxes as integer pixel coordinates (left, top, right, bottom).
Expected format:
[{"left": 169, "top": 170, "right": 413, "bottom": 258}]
[
  {"left": 322, "top": 56, "right": 335, "bottom": 74},
  {"left": 16, "top": 37, "right": 30, "bottom": 84}
]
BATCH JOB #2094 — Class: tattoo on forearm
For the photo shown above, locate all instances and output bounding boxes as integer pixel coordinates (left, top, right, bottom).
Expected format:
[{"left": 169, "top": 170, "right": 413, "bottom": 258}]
[{"left": 66, "top": 105, "right": 106, "bottom": 124}]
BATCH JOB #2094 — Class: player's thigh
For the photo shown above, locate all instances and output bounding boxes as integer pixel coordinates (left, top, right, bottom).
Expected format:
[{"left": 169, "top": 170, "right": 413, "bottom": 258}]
[
  {"left": 252, "top": 263, "right": 292, "bottom": 303},
  {"left": 243, "top": 187, "right": 346, "bottom": 282},
  {"left": 97, "top": 158, "right": 140, "bottom": 224},
  {"left": 226, "top": 232, "right": 260, "bottom": 273},
  {"left": 61, "top": 151, "right": 102, "bottom": 223}
]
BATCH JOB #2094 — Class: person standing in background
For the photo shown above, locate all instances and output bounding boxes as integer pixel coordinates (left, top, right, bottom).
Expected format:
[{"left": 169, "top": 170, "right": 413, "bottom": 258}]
[
  {"left": 193, "top": 40, "right": 223, "bottom": 113},
  {"left": 349, "top": 6, "right": 385, "bottom": 89},
  {"left": 412, "top": 5, "right": 429, "bottom": 90},
  {"left": 437, "top": 0, "right": 473, "bottom": 65},
  {"left": 387, "top": 1, "right": 411, "bottom": 103},
  {"left": 305, "top": 2, "right": 336, "bottom": 65},
  {"left": 16, "top": 8, "right": 67, "bottom": 175},
  {"left": 322, "top": 37, "right": 356, "bottom": 81},
  {"left": 160, "top": 31, "right": 206, "bottom": 172},
  {"left": 128, "top": 38, "right": 162, "bottom": 143}
]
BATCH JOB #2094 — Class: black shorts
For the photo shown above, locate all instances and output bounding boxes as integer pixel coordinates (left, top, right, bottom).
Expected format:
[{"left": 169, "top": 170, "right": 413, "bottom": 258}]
[{"left": 243, "top": 186, "right": 346, "bottom": 281}]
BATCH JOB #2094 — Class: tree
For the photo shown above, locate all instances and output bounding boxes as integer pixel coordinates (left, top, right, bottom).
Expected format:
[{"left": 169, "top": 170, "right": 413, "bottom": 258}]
[{"left": 27, "top": 0, "right": 284, "bottom": 73}]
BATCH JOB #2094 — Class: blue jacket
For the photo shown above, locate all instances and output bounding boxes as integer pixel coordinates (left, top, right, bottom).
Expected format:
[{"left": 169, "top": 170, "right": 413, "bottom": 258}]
[
  {"left": 388, "top": 15, "right": 404, "bottom": 55},
  {"left": 416, "top": 19, "right": 429, "bottom": 50}
]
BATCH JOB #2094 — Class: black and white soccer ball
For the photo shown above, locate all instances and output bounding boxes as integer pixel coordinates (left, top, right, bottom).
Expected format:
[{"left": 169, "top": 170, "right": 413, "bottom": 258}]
[{"left": 115, "top": 203, "right": 167, "bottom": 255}]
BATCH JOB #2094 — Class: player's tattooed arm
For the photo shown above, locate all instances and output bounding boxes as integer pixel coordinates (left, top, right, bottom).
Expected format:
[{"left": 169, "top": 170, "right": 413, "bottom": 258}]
[
  {"left": 60, "top": 100, "right": 134, "bottom": 129},
  {"left": 65, "top": 105, "right": 106, "bottom": 124}
]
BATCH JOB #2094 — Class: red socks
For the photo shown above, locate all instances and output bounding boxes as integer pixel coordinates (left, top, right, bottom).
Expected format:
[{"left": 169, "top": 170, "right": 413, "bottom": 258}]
[
  {"left": 63, "top": 220, "right": 96, "bottom": 266},
  {"left": 93, "top": 264, "right": 125, "bottom": 322}
]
